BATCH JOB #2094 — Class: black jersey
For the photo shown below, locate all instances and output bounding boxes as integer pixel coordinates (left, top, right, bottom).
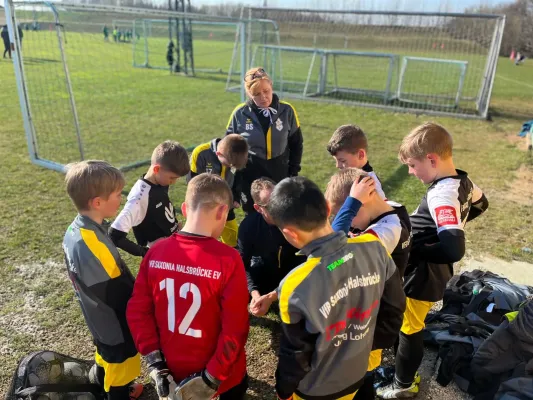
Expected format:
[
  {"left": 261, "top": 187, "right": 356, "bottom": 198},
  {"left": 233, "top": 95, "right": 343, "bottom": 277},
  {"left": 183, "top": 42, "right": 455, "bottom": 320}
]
[
  {"left": 110, "top": 177, "right": 179, "bottom": 253},
  {"left": 405, "top": 169, "right": 488, "bottom": 301},
  {"left": 349, "top": 201, "right": 412, "bottom": 277}
]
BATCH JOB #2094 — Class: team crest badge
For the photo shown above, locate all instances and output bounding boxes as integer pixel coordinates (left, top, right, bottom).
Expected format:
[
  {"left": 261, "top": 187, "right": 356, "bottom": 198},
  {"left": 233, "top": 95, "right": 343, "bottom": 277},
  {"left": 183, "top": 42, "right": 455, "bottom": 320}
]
[{"left": 276, "top": 119, "right": 283, "bottom": 131}]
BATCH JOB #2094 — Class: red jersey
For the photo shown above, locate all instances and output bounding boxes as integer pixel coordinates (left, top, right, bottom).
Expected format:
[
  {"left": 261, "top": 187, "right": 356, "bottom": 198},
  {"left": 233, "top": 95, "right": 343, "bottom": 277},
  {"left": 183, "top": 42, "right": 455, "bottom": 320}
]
[{"left": 126, "top": 232, "right": 249, "bottom": 394}]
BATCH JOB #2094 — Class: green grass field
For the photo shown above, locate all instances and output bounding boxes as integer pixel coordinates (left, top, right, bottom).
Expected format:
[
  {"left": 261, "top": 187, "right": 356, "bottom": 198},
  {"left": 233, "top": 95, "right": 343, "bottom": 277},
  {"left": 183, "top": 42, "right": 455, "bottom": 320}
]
[{"left": 1, "top": 24, "right": 533, "bottom": 398}]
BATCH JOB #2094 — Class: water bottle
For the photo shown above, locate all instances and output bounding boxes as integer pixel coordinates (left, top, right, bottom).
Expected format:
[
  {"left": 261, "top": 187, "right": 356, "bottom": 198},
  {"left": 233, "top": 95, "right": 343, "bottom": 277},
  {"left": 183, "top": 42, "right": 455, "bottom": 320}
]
[{"left": 472, "top": 281, "right": 483, "bottom": 296}]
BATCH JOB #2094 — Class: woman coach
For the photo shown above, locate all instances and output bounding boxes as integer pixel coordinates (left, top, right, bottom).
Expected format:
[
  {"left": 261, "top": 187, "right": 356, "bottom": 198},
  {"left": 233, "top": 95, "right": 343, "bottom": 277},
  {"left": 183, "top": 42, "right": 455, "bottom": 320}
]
[{"left": 225, "top": 67, "right": 303, "bottom": 213}]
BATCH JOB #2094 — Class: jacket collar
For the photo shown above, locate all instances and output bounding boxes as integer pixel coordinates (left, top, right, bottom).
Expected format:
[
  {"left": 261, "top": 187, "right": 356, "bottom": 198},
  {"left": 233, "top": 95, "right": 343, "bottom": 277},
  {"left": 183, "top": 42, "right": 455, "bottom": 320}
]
[
  {"left": 298, "top": 231, "right": 347, "bottom": 258},
  {"left": 75, "top": 214, "right": 106, "bottom": 235},
  {"left": 246, "top": 93, "right": 280, "bottom": 111}
]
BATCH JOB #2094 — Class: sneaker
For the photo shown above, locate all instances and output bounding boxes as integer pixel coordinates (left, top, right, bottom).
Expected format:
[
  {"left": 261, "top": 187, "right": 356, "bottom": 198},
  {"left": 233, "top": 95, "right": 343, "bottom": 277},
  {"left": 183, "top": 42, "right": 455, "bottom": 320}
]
[
  {"left": 129, "top": 383, "right": 144, "bottom": 400},
  {"left": 376, "top": 381, "right": 419, "bottom": 399}
]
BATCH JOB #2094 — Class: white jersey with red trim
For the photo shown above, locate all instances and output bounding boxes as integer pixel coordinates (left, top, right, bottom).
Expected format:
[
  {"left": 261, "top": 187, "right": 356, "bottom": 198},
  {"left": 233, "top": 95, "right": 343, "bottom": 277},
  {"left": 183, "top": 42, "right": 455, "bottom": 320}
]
[{"left": 410, "top": 169, "right": 483, "bottom": 251}]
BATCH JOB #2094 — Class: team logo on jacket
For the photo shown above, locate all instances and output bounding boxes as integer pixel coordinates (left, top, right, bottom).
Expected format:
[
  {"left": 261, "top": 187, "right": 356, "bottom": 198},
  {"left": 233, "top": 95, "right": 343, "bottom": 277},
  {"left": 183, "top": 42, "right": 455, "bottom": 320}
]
[
  {"left": 276, "top": 119, "right": 283, "bottom": 131},
  {"left": 435, "top": 206, "right": 458, "bottom": 227},
  {"left": 165, "top": 203, "right": 176, "bottom": 224}
]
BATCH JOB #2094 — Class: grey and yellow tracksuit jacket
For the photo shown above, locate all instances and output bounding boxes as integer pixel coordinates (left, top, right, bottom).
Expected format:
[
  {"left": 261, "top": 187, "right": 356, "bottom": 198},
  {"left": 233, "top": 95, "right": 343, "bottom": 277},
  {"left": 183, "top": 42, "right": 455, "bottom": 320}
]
[
  {"left": 276, "top": 231, "right": 405, "bottom": 400},
  {"left": 63, "top": 215, "right": 139, "bottom": 369}
]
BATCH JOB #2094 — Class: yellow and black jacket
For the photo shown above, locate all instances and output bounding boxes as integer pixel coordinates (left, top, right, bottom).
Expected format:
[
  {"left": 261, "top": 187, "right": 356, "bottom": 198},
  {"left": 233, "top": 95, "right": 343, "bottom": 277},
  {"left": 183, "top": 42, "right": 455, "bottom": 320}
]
[{"left": 226, "top": 94, "right": 303, "bottom": 211}]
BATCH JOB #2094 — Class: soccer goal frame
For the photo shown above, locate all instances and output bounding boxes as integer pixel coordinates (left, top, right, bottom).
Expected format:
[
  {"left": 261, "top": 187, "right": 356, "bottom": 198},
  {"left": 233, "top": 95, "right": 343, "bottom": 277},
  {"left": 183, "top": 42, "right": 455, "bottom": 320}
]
[
  {"left": 246, "top": 44, "right": 399, "bottom": 104},
  {"left": 132, "top": 18, "right": 240, "bottom": 74},
  {"left": 396, "top": 56, "right": 468, "bottom": 109}
]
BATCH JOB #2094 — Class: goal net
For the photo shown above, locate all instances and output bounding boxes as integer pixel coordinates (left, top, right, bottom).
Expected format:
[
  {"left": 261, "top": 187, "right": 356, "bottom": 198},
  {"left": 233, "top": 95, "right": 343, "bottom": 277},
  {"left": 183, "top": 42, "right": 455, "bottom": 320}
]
[{"left": 242, "top": 8, "right": 505, "bottom": 117}]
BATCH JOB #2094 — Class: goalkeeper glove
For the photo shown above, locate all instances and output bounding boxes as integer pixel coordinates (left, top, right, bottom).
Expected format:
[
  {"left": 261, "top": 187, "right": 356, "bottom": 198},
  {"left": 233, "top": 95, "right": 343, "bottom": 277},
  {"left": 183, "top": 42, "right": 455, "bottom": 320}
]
[
  {"left": 175, "top": 369, "right": 220, "bottom": 400},
  {"left": 145, "top": 350, "right": 177, "bottom": 399}
]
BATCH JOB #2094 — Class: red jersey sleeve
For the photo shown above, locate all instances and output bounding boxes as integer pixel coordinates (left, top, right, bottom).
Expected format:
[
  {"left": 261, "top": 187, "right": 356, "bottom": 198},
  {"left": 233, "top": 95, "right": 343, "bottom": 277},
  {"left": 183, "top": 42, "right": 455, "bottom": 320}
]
[
  {"left": 206, "top": 253, "right": 249, "bottom": 382},
  {"left": 126, "top": 252, "right": 160, "bottom": 355}
]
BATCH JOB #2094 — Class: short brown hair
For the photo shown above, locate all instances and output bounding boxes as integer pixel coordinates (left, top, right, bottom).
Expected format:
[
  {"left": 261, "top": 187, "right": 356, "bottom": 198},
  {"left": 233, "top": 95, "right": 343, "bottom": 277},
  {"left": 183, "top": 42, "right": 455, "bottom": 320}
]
[
  {"left": 65, "top": 160, "right": 125, "bottom": 211},
  {"left": 324, "top": 168, "right": 368, "bottom": 215},
  {"left": 250, "top": 177, "right": 276, "bottom": 205},
  {"left": 398, "top": 122, "right": 453, "bottom": 163},
  {"left": 185, "top": 173, "right": 232, "bottom": 211},
  {"left": 218, "top": 134, "right": 249, "bottom": 170},
  {"left": 244, "top": 67, "right": 272, "bottom": 96},
  {"left": 327, "top": 124, "right": 368, "bottom": 156},
  {"left": 151, "top": 141, "right": 190, "bottom": 176}
]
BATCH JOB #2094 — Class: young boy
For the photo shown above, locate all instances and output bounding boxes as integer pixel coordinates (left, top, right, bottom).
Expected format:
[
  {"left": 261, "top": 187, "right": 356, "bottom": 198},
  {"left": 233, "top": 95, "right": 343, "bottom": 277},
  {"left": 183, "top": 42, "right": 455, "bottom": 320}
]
[
  {"left": 62, "top": 161, "right": 142, "bottom": 400},
  {"left": 266, "top": 176, "right": 405, "bottom": 400},
  {"left": 325, "top": 168, "right": 412, "bottom": 277},
  {"left": 325, "top": 168, "right": 412, "bottom": 399},
  {"left": 187, "top": 134, "right": 249, "bottom": 247},
  {"left": 238, "top": 177, "right": 306, "bottom": 317},
  {"left": 377, "top": 122, "right": 489, "bottom": 399},
  {"left": 126, "top": 173, "right": 249, "bottom": 400},
  {"left": 327, "top": 124, "right": 386, "bottom": 199},
  {"left": 109, "top": 141, "right": 190, "bottom": 257}
]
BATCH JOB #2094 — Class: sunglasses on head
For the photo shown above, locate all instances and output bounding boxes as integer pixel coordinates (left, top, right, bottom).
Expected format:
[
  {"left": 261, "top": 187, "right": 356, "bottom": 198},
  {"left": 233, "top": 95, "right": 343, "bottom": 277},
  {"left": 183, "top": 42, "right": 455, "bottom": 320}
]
[{"left": 246, "top": 68, "right": 266, "bottom": 81}]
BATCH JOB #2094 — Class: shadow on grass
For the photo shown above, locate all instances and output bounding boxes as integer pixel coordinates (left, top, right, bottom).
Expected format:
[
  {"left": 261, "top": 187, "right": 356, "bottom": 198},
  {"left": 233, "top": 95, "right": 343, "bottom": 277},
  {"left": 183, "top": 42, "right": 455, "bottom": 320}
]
[
  {"left": 23, "top": 57, "right": 61, "bottom": 65},
  {"left": 247, "top": 375, "right": 276, "bottom": 399},
  {"left": 382, "top": 164, "right": 410, "bottom": 195}
]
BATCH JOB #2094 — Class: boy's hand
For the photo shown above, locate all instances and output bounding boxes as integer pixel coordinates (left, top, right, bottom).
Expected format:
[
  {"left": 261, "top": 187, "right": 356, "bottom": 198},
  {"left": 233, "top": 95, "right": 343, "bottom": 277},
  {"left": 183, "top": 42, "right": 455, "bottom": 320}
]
[
  {"left": 350, "top": 177, "right": 375, "bottom": 204},
  {"left": 250, "top": 292, "right": 276, "bottom": 317},
  {"left": 233, "top": 201, "right": 241, "bottom": 209}
]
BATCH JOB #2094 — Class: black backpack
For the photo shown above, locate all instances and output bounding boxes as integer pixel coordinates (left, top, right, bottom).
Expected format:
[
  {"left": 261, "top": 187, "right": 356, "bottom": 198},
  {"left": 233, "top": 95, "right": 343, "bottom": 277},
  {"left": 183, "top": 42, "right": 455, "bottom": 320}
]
[{"left": 5, "top": 350, "right": 105, "bottom": 400}]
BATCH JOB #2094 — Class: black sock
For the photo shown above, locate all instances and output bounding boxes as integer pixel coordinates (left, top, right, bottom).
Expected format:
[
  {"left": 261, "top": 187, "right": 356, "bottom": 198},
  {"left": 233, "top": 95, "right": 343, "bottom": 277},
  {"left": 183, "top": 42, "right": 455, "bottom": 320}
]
[{"left": 394, "top": 331, "right": 424, "bottom": 387}]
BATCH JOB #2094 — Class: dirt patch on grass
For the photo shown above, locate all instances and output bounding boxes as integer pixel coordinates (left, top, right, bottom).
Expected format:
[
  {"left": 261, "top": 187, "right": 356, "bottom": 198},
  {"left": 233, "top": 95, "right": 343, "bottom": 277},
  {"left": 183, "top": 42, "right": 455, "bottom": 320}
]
[{"left": 501, "top": 164, "right": 533, "bottom": 206}]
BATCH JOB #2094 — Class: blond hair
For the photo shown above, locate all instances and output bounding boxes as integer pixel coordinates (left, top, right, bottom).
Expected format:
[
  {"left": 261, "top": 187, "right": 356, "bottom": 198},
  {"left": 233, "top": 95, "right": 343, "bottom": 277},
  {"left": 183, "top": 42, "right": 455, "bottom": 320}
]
[
  {"left": 218, "top": 134, "right": 249, "bottom": 170},
  {"left": 250, "top": 177, "right": 276, "bottom": 205},
  {"left": 65, "top": 160, "right": 125, "bottom": 211},
  {"left": 327, "top": 124, "right": 368, "bottom": 155},
  {"left": 324, "top": 168, "right": 368, "bottom": 214},
  {"left": 151, "top": 140, "right": 190, "bottom": 176},
  {"left": 244, "top": 67, "right": 272, "bottom": 97},
  {"left": 185, "top": 173, "right": 232, "bottom": 211},
  {"left": 398, "top": 122, "right": 453, "bottom": 163}
]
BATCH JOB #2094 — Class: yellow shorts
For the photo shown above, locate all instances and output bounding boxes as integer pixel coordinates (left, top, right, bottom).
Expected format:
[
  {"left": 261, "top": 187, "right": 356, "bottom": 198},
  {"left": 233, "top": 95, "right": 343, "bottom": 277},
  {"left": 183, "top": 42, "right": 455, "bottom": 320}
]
[
  {"left": 367, "top": 349, "right": 383, "bottom": 372},
  {"left": 95, "top": 351, "right": 141, "bottom": 392},
  {"left": 400, "top": 297, "right": 435, "bottom": 335},
  {"left": 220, "top": 218, "right": 238, "bottom": 247},
  {"left": 293, "top": 390, "right": 358, "bottom": 400}
]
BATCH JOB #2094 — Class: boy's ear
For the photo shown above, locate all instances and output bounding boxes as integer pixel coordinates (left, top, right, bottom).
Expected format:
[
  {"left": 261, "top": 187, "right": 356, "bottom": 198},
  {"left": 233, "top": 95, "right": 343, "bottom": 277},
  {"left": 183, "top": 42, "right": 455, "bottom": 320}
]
[
  {"left": 215, "top": 204, "right": 229, "bottom": 221},
  {"left": 153, "top": 164, "right": 160, "bottom": 174},
  {"left": 427, "top": 153, "right": 438, "bottom": 167},
  {"left": 358, "top": 149, "right": 366, "bottom": 160},
  {"left": 89, "top": 197, "right": 101, "bottom": 210},
  {"left": 181, "top": 202, "right": 187, "bottom": 219},
  {"left": 253, "top": 204, "right": 261, "bottom": 213},
  {"left": 281, "top": 226, "right": 299, "bottom": 245}
]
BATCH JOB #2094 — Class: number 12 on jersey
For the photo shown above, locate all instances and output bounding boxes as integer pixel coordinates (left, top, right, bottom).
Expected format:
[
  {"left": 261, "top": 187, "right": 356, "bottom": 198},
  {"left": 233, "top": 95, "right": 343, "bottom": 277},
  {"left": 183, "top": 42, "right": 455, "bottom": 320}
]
[{"left": 159, "top": 278, "right": 202, "bottom": 338}]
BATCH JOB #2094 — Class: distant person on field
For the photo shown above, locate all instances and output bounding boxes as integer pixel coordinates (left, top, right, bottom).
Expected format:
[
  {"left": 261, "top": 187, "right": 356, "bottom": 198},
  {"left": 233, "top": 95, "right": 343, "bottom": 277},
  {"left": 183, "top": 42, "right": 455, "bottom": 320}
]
[
  {"left": 327, "top": 124, "right": 387, "bottom": 199},
  {"left": 225, "top": 67, "right": 303, "bottom": 213},
  {"left": 62, "top": 161, "right": 143, "bottom": 400},
  {"left": 103, "top": 25, "right": 109, "bottom": 41},
  {"left": 109, "top": 141, "right": 190, "bottom": 257},
  {"left": 515, "top": 51, "right": 526, "bottom": 65},
  {"left": 187, "top": 134, "right": 249, "bottom": 248},
  {"left": 2, "top": 25, "right": 10, "bottom": 59},
  {"left": 113, "top": 27, "right": 118, "bottom": 42}
]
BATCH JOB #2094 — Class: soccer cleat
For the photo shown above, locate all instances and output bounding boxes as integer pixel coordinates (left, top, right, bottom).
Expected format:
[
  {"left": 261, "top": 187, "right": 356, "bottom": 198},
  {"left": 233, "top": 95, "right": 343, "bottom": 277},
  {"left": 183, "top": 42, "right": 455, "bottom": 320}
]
[
  {"left": 376, "top": 381, "right": 419, "bottom": 399},
  {"left": 129, "top": 383, "right": 144, "bottom": 400}
]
